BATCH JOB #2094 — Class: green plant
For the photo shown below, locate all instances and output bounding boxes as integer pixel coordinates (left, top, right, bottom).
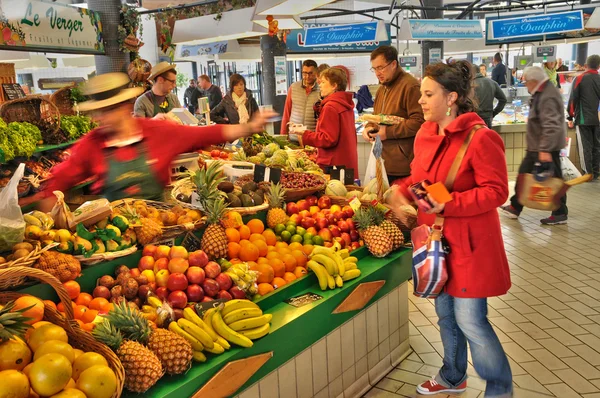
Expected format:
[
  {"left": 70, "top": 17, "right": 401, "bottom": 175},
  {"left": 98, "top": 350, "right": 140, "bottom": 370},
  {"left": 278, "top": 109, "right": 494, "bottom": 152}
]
[{"left": 176, "top": 73, "right": 190, "bottom": 88}]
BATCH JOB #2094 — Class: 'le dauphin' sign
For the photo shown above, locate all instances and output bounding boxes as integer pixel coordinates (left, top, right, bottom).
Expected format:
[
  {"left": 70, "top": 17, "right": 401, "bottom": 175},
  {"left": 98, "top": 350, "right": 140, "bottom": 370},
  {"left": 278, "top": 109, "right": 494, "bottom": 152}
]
[{"left": 0, "top": 0, "right": 104, "bottom": 54}]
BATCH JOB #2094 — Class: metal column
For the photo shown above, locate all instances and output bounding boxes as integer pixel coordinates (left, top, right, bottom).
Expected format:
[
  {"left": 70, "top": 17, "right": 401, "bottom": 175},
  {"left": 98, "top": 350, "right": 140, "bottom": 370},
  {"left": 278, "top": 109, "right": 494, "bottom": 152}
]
[
  {"left": 576, "top": 0, "right": 591, "bottom": 66},
  {"left": 421, "top": 0, "right": 444, "bottom": 70},
  {"left": 88, "top": 0, "right": 130, "bottom": 74},
  {"left": 260, "top": 35, "right": 287, "bottom": 133}
]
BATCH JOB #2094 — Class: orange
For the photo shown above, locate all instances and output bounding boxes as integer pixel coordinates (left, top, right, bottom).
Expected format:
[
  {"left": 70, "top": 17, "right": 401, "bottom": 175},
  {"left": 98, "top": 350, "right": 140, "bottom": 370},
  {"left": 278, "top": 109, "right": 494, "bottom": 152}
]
[
  {"left": 283, "top": 272, "right": 297, "bottom": 283},
  {"left": 291, "top": 250, "right": 308, "bottom": 268},
  {"left": 102, "top": 302, "right": 114, "bottom": 313},
  {"left": 253, "top": 240, "right": 268, "bottom": 257},
  {"left": 88, "top": 298, "right": 109, "bottom": 312},
  {"left": 75, "top": 293, "right": 93, "bottom": 307},
  {"left": 277, "top": 247, "right": 292, "bottom": 256},
  {"left": 239, "top": 239, "right": 251, "bottom": 247},
  {"left": 293, "top": 266, "right": 308, "bottom": 278},
  {"left": 254, "top": 263, "right": 275, "bottom": 284},
  {"left": 73, "top": 305, "right": 88, "bottom": 320},
  {"left": 272, "top": 277, "right": 287, "bottom": 289},
  {"left": 225, "top": 227, "right": 240, "bottom": 243},
  {"left": 267, "top": 246, "right": 277, "bottom": 252},
  {"left": 262, "top": 230, "right": 277, "bottom": 246},
  {"left": 275, "top": 242, "right": 288, "bottom": 250},
  {"left": 63, "top": 281, "right": 81, "bottom": 300},
  {"left": 230, "top": 258, "right": 242, "bottom": 265},
  {"left": 302, "top": 244, "right": 314, "bottom": 256},
  {"left": 80, "top": 309, "right": 98, "bottom": 324},
  {"left": 257, "top": 283, "right": 275, "bottom": 296},
  {"left": 13, "top": 296, "right": 45, "bottom": 325},
  {"left": 281, "top": 254, "right": 297, "bottom": 272},
  {"left": 266, "top": 251, "right": 280, "bottom": 260},
  {"left": 238, "top": 225, "right": 251, "bottom": 240},
  {"left": 43, "top": 300, "right": 57, "bottom": 312},
  {"left": 239, "top": 243, "right": 259, "bottom": 262},
  {"left": 81, "top": 323, "right": 95, "bottom": 332},
  {"left": 288, "top": 242, "right": 303, "bottom": 251},
  {"left": 246, "top": 261, "right": 258, "bottom": 269},
  {"left": 247, "top": 219, "right": 265, "bottom": 234},
  {"left": 249, "top": 233, "right": 266, "bottom": 243},
  {"left": 269, "top": 258, "right": 285, "bottom": 278},
  {"left": 228, "top": 242, "right": 241, "bottom": 259},
  {"left": 257, "top": 257, "right": 270, "bottom": 264},
  {"left": 75, "top": 319, "right": 84, "bottom": 328}
]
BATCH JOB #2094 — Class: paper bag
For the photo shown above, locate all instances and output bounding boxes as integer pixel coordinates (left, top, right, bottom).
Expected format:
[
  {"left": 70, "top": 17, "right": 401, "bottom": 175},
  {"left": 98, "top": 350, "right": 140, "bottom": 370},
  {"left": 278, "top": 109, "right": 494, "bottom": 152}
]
[
  {"left": 0, "top": 164, "right": 26, "bottom": 252},
  {"left": 50, "top": 191, "right": 74, "bottom": 230}
]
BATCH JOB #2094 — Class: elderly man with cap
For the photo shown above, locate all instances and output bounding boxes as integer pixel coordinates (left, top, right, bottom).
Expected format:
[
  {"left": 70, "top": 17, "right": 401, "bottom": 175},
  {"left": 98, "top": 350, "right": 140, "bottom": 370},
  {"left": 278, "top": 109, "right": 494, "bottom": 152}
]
[
  {"left": 39, "top": 73, "right": 275, "bottom": 206},
  {"left": 134, "top": 61, "right": 182, "bottom": 119}
]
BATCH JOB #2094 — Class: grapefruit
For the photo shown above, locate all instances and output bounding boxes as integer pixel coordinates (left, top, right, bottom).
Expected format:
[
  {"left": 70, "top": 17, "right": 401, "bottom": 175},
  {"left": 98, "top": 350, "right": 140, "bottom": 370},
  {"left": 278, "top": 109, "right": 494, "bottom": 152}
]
[
  {"left": 76, "top": 365, "right": 117, "bottom": 398},
  {"left": 51, "top": 388, "right": 87, "bottom": 398},
  {"left": 0, "top": 338, "right": 32, "bottom": 371},
  {"left": 72, "top": 352, "right": 108, "bottom": 380},
  {"left": 0, "top": 369, "right": 29, "bottom": 398},
  {"left": 13, "top": 296, "right": 44, "bottom": 325},
  {"left": 34, "top": 340, "right": 75, "bottom": 363},
  {"left": 29, "top": 353, "right": 72, "bottom": 396},
  {"left": 28, "top": 324, "right": 68, "bottom": 352}
]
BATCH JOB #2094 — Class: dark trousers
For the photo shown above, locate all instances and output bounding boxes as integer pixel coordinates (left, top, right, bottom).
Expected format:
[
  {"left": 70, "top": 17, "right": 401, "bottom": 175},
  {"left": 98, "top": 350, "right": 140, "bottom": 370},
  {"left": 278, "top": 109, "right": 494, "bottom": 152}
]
[
  {"left": 510, "top": 151, "right": 568, "bottom": 216},
  {"left": 387, "top": 174, "right": 407, "bottom": 185},
  {"left": 576, "top": 125, "right": 600, "bottom": 178}
]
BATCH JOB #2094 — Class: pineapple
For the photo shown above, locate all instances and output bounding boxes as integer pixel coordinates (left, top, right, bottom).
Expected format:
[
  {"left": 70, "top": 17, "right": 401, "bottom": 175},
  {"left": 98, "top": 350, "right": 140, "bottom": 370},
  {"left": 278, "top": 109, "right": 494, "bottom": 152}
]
[
  {"left": 353, "top": 208, "right": 393, "bottom": 258},
  {"left": 93, "top": 319, "right": 163, "bottom": 393},
  {"left": 201, "top": 198, "right": 229, "bottom": 260},
  {"left": 266, "top": 182, "right": 289, "bottom": 229},
  {"left": 120, "top": 203, "right": 162, "bottom": 245},
  {"left": 104, "top": 301, "right": 192, "bottom": 375},
  {"left": 192, "top": 160, "right": 226, "bottom": 204},
  {"left": 0, "top": 301, "right": 33, "bottom": 342},
  {"left": 368, "top": 207, "right": 404, "bottom": 250}
]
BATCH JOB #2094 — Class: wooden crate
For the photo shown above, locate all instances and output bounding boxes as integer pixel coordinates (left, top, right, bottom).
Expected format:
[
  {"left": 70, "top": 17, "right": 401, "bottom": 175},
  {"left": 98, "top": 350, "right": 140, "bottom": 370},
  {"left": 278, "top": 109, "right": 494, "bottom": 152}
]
[{"left": 0, "top": 63, "right": 16, "bottom": 104}]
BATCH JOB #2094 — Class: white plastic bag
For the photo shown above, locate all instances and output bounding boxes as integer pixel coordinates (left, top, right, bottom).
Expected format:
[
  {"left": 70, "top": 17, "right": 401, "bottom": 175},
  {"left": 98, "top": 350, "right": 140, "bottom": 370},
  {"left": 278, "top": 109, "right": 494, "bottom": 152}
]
[
  {"left": 363, "top": 140, "right": 389, "bottom": 189},
  {"left": 560, "top": 156, "right": 582, "bottom": 181},
  {"left": 0, "top": 163, "right": 26, "bottom": 252}
]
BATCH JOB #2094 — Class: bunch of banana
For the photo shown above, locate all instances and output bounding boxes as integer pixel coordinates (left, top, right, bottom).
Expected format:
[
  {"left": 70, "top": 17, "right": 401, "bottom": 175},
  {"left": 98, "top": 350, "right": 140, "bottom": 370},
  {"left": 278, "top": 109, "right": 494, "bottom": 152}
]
[
  {"left": 24, "top": 211, "right": 54, "bottom": 230},
  {"left": 307, "top": 245, "right": 361, "bottom": 291},
  {"left": 212, "top": 300, "right": 271, "bottom": 348},
  {"left": 220, "top": 261, "right": 259, "bottom": 297}
]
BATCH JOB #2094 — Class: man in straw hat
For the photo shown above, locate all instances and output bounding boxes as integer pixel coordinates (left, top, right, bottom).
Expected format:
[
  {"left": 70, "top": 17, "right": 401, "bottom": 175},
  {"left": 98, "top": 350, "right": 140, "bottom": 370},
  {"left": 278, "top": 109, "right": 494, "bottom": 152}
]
[
  {"left": 40, "top": 72, "right": 275, "bottom": 204},
  {"left": 134, "top": 61, "right": 182, "bottom": 118}
]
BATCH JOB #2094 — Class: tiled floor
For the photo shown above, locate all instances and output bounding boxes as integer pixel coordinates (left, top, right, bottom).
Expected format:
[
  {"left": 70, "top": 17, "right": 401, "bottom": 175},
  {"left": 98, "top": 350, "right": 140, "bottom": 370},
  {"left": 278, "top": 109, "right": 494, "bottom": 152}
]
[{"left": 364, "top": 180, "right": 600, "bottom": 398}]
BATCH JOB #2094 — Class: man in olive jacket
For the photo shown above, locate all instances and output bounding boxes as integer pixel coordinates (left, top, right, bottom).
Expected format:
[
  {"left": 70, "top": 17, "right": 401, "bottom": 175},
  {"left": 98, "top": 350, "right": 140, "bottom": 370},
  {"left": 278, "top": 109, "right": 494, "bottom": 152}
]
[{"left": 364, "top": 46, "right": 424, "bottom": 183}]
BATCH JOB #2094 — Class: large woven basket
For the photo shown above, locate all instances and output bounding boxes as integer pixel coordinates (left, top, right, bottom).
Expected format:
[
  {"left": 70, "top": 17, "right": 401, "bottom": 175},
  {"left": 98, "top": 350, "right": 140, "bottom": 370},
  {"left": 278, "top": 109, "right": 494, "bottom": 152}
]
[
  {"left": 0, "top": 242, "right": 58, "bottom": 290},
  {"left": 0, "top": 266, "right": 125, "bottom": 398},
  {"left": 50, "top": 85, "right": 76, "bottom": 116},
  {"left": 0, "top": 95, "right": 61, "bottom": 135},
  {"left": 74, "top": 246, "right": 138, "bottom": 266}
]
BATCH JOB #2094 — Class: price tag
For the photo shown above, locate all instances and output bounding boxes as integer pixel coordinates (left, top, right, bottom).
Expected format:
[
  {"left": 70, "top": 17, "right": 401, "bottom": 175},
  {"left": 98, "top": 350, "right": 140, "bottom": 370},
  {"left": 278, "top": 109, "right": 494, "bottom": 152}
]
[
  {"left": 330, "top": 166, "right": 354, "bottom": 185},
  {"left": 181, "top": 232, "right": 202, "bottom": 252},
  {"left": 194, "top": 299, "right": 228, "bottom": 317},
  {"left": 190, "top": 192, "right": 204, "bottom": 210},
  {"left": 254, "top": 164, "right": 281, "bottom": 184},
  {"left": 285, "top": 293, "right": 323, "bottom": 308},
  {"left": 153, "top": 238, "right": 175, "bottom": 247},
  {"left": 349, "top": 197, "right": 362, "bottom": 213}
]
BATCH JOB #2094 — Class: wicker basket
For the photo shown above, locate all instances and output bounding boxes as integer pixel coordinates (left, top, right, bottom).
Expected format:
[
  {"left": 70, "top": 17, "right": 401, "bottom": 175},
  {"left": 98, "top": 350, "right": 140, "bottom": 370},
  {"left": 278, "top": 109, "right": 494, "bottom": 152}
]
[
  {"left": 74, "top": 245, "right": 138, "bottom": 266},
  {"left": 0, "top": 242, "right": 58, "bottom": 290},
  {"left": 0, "top": 95, "right": 61, "bottom": 135},
  {"left": 50, "top": 85, "right": 76, "bottom": 116},
  {"left": 0, "top": 266, "right": 125, "bottom": 398},
  {"left": 283, "top": 175, "right": 327, "bottom": 202}
]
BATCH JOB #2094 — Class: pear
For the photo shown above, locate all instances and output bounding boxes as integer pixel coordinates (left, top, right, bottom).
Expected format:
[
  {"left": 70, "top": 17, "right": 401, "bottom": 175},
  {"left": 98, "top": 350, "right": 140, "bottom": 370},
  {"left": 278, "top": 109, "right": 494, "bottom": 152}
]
[
  {"left": 106, "top": 240, "right": 119, "bottom": 252},
  {"left": 94, "top": 238, "right": 106, "bottom": 254}
]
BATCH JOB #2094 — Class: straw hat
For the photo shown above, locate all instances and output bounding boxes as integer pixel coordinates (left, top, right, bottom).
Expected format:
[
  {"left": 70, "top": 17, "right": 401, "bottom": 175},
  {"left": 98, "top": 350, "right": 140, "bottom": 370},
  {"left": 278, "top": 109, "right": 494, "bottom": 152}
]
[
  {"left": 147, "top": 61, "right": 177, "bottom": 82},
  {"left": 76, "top": 73, "right": 144, "bottom": 112}
]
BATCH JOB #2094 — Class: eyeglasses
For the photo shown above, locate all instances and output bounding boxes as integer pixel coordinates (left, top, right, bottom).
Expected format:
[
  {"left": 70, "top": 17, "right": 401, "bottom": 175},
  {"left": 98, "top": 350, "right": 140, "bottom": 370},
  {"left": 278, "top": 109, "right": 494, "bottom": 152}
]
[
  {"left": 302, "top": 71, "right": 315, "bottom": 76},
  {"left": 161, "top": 76, "right": 176, "bottom": 84},
  {"left": 370, "top": 61, "right": 394, "bottom": 73}
]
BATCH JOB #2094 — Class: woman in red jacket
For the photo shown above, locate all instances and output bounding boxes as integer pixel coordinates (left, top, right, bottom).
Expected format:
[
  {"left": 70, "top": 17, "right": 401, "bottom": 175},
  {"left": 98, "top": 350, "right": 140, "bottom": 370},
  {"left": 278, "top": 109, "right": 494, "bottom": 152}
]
[
  {"left": 391, "top": 61, "right": 512, "bottom": 397},
  {"left": 298, "top": 68, "right": 358, "bottom": 178}
]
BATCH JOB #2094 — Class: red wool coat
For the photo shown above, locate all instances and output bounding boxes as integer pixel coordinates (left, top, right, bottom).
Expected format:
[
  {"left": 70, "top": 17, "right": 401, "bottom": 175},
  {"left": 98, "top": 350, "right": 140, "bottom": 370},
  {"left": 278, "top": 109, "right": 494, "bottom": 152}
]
[
  {"left": 302, "top": 91, "right": 359, "bottom": 178},
  {"left": 397, "top": 113, "right": 511, "bottom": 298}
]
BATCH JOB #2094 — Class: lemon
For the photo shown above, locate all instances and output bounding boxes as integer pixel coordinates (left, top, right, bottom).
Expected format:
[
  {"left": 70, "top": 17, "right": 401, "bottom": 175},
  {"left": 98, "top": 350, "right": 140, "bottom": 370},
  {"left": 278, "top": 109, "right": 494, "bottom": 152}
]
[
  {"left": 34, "top": 340, "right": 74, "bottom": 363},
  {"left": 28, "top": 324, "right": 68, "bottom": 352},
  {"left": 0, "top": 369, "right": 29, "bottom": 398},
  {"left": 72, "top": 352, "right": 108, "bottom": 380},
  {"left": 29, "top": 353, "right": 72, "bottom": 397}
]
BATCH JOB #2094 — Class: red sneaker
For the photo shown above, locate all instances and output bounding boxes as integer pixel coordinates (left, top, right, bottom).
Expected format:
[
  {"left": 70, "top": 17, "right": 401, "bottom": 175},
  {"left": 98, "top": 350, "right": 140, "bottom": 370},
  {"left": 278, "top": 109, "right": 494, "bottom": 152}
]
[{"left": 417, "top": 378, "right": 467, "bottom": 395}]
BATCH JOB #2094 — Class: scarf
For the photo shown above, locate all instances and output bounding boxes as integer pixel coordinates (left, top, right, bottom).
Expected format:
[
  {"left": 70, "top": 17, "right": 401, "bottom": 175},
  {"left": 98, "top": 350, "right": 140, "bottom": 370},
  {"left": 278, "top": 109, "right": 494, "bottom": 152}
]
[
  {"left": 544, "top": 66, "right": 558, "bottom": 87},
  {"left": 232, "top": 92, "right": 250, "bottom": 124}
]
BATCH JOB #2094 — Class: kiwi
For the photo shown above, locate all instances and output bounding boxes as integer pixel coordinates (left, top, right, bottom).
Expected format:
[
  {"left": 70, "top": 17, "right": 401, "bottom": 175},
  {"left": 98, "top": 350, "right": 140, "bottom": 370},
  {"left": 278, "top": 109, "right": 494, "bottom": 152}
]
[
  {"left": 227, "top": 193, "right": 242, "bottom": 207},
  {"left": 218, "top": 181, "right": 235, "bottom": 193},
  {"left": 240, "top": 194, "right": 254, "bottom": 207},
  {"left": 233, "top": 189, "right": 243, "bottom": 197},
  {"left": 251, "top": 192, "right": 264, "bottom": 205},
  {"left": 255, "top": 189, "right": 265, "bottom": 198},
  {"left": 242, "top": 181, "right": 258, "bottom": 194}
]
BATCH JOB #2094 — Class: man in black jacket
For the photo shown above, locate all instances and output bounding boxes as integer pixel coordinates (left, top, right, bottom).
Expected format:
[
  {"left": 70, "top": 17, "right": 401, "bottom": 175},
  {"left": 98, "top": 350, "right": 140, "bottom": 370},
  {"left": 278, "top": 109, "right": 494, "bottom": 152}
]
[
  {"left": 473, "top": 66, "right": 507, "bottom": 128},
  {"left": 568, "top": 54, "right": 600, "bottom": 180},
  {"left": 492, "top": 52, "right": 507, "bottom": 86},
  {"left": 183, "top": 79, "right": 197, "bottom": 114},
  {"left": 192, "top": 75, "right": 223, "bottom": 113}
]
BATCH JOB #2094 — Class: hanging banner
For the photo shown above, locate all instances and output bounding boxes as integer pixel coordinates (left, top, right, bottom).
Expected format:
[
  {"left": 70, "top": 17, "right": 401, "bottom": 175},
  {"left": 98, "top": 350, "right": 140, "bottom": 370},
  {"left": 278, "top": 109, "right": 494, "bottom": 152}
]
[
  {"left": 287, "top": 23, "right": 391, "bottom": 53},
  {"left": 0, "top": 0, "right": 104, "bottom": 54},
  {"left": 408, "top": 19, "right": 482, "bottom": 40},
  {"left": 274, "top": 56, "right": 287, "bottom": 96},
  {"left": 179, "top": 41, "right": 228, "bottom": 57},
  {"left": 303, "top": 21, "right": 388, "bottom": 47}
]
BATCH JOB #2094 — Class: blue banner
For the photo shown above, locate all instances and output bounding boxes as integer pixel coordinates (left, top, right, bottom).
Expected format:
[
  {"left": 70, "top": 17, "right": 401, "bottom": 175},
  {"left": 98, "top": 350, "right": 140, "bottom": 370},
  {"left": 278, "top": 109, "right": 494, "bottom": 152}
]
[
  {"left": 408, "top": 19, "right": 482, "bottom": 40},
  {"left": 303, "top": 22, "right": 385, "bottom": 47},
  {"left": 179, "top": 41, "right": 228, "bottom": 57},
  {"left": 287, "top": 23, "right": 391, "bottom": 53}
]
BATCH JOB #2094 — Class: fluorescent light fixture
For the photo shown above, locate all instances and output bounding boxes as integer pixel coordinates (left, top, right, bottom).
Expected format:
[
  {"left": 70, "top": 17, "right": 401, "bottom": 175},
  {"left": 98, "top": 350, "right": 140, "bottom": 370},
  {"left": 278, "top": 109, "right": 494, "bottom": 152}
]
[
  {"left": 172, "top": 7, "right": 267, "bottom": 46},
  {"left": 252, "top": 15, "right": 302, "bottom": 30},
  {"left": 254, "top": 0, "right": 336, "bottom": 16},
  {"left": 70, "top": 3, "right": 88, "bottom": 9},
  {"left": 0, "top": 51, "right": 30, "bottom": 62}
]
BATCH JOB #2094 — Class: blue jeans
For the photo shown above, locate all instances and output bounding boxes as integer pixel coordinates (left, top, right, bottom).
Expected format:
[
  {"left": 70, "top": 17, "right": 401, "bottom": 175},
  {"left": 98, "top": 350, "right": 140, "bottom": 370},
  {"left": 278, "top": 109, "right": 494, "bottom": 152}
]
[{"left": 435, "top": 291, "right": 513, "bottom": 397}]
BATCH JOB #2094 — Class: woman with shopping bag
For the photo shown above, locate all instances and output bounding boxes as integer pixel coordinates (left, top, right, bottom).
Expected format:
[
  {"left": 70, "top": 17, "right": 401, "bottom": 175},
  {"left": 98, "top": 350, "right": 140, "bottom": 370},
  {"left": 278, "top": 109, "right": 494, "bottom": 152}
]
[{"left": 389, "top": 61, "right": 513, "bottom": 397}]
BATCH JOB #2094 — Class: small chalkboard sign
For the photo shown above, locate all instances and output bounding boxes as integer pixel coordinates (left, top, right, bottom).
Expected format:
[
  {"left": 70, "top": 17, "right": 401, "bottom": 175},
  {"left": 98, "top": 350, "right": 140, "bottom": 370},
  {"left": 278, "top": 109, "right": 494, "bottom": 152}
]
[
  {"left": 181, "top": 232, "right": 202, "bottom": 252},
  {"left": 330, "top": 166, "right": 354, "bottom": 185},
  {"left": 194, "top": 299, "right": 228, "bottom": 317},
  {"left": 153, "top": 238, "right": 175, "bottom": 247},
  {"left": 2, "top": 84, "right": 26, "bottom": 100},
  {"left": 253, "top": 164, "right": 281, "bottom": 184},
  {"left": 285, "top": 292, "right": 323, "bottom": 308}
]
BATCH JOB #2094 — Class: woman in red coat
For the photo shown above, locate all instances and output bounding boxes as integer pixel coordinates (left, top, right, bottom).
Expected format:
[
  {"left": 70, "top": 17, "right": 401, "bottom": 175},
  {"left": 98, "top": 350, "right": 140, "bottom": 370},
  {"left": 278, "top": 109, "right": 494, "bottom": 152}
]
[
  {"left": 391, "top": 61, "right": 512, "bottom": 397},
  {"left": 299, "top": 68, "right": 359, "bottom": 178}
]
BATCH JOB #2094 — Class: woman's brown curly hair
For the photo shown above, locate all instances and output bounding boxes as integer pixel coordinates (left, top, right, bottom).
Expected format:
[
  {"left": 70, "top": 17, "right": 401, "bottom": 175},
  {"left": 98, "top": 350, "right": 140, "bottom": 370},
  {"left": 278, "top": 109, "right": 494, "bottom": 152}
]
[{"left": 424, "top": 60, "right": 477, "bottom": 115}]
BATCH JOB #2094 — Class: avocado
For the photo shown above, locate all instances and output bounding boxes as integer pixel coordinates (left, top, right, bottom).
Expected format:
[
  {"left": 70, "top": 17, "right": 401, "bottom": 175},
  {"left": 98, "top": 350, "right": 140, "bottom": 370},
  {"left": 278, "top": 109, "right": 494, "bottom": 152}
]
[
  {"left": 251, "top": 192, "right": 264, "bottom": 205},
  {"left": 218, "top": 181, "right": 235, "bottom": 193},
  {"left": 242, "top": 181, "right": 258, "bottom": 194},
  {"left": 240, "top": 194, "right": 254, "bottom": 207},
  {"left": 255, "top": 189, "right": 265, "bottom": 198},
  {"left": 233, "top": 189, "right": 243, "bottom": 197},
  {"left": 227, "top": 193, "right": 242, "bottom": 207}
]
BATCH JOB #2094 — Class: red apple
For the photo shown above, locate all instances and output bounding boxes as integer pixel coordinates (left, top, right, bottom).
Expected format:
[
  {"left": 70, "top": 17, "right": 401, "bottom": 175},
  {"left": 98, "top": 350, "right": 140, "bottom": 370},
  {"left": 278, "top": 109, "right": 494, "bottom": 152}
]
[
  {"left": 229, "top": 286, "right": 246, "bottom": 299},
  {"left": 167, "top": 273, "right": 188, "bottom": 291},
  {"left": 93, "top": 286, "right": 111, "bottom": 300},
  {"left": 297, "top": 200, "right": 310, "bottom": 212},
  {"left": 318, "top": 228, "right": 332, "bottom": 242},
  {"left": 168, "top": 258, "right": 189, "bottom": 274},
  {"left": 346, "top": 219, "right": 356, "bottom": 231},
  {"left": 317, "top": 196, "right": 331, "bottom": 209},
  {"left": 218, "top": 290, "right": 233, "bottom": 300},
  {"left": 154, "top": 245, "right": 171, "bottom": 260},
  {"left": 215, "top": 273, "right": 232, "bottom": 291},
  {"left": 334, "top": 211, "right": 344, "bottom": 221},
  {"left": 286, "top": 202, "right": 299, "bottom": 215},
  {"left": 202, "top": 296, "right": 214, "bottom": 303},
  {"left": 129, "top": 268, "right": 141, "bottom": 279},
  {"left": 155, "top": 286, "right": 169, "bottom": 301},
  {"left": 326, "top": 214, "right": 336, "bottom": 225},
  {"left": 154, "top": 258, "right": 169, "bottom": 273},
  {"left": 289, "top": 213, "right": 302, "bottom": 224},
  {"left": 316, "top": 217, "right": 329, "bottom": 230},
  {"left": 301, "top": 217, "right": 316, "bottom": 229},
  {"left": 186, "top": 284, "right": 205, "bottom": 302},
  {"left": 147, "top": 282, "right": 157, "bottom": 292},
  {"left": 202, "top": 279, "right": 220, "bottom": 297},
  {"left": 168, "top": 290, "right": 188, "bottom": 309},
  {"left": 351, "top": 242, "right": 361, "bottom": 251},
  {"left": 141, "top": 270, "right": 156, "bottom": 284},
  {"left": 189, "top": 250, "right": 209, "bottom": 268},
  {"left": 298, "top": 210, "right": 310, "bottom": 219},
  {"left": 306, "top": 227, "right": 318, "bottom": 236},
  {"left": 155, "top": 269, "right": 170, "bottom": 287},
  {"left": 306, "top": 195, "right": 318, "bottom": 206},
  {"left": 143, "top": 245, "right": 157, "bottom": 257},
  {"left": 334, "top": 237, "right": 346, "bottom": 249},
  {"left": 341, "top": 232, "right": 352, "bottom": 247},
  {"left": 138, "top": 256, "right": 155, "bottom": 272},
  {"left": 204, "top": 262, "right": 221, "bottom": 279},
  {"left": 138, "top": 284, "right": 153, "bottom": 300},
  {"left": 169, "top": 246, "right": 189, "bottom": 260},
  {"left": 349, "top": 229, "right": 360, "bottom": 242},
  {"left": 342, "top": 206, "right": 354, "bottom": 218},
  {"left": 337, "top": 220, "right": 350, "bottom": 232},
  {"left": 186, "top": 266, "right": 205, "bottom": 285},
  {"left": 329, "top": 225, "right": 341, "bottom": 238}
]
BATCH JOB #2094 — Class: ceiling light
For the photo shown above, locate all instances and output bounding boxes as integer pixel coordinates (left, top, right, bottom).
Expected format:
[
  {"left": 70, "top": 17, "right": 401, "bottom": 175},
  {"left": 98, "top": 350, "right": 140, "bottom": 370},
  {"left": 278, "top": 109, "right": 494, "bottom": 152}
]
[
  {"left": 252, "top": 15, "right": 302, "bottom": 30},
  {"left": 70, "top": 3, "right": 88, "bottom": 9},
  {"left": 254, "top": 0, "right": 336, "bottom": 16}
]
